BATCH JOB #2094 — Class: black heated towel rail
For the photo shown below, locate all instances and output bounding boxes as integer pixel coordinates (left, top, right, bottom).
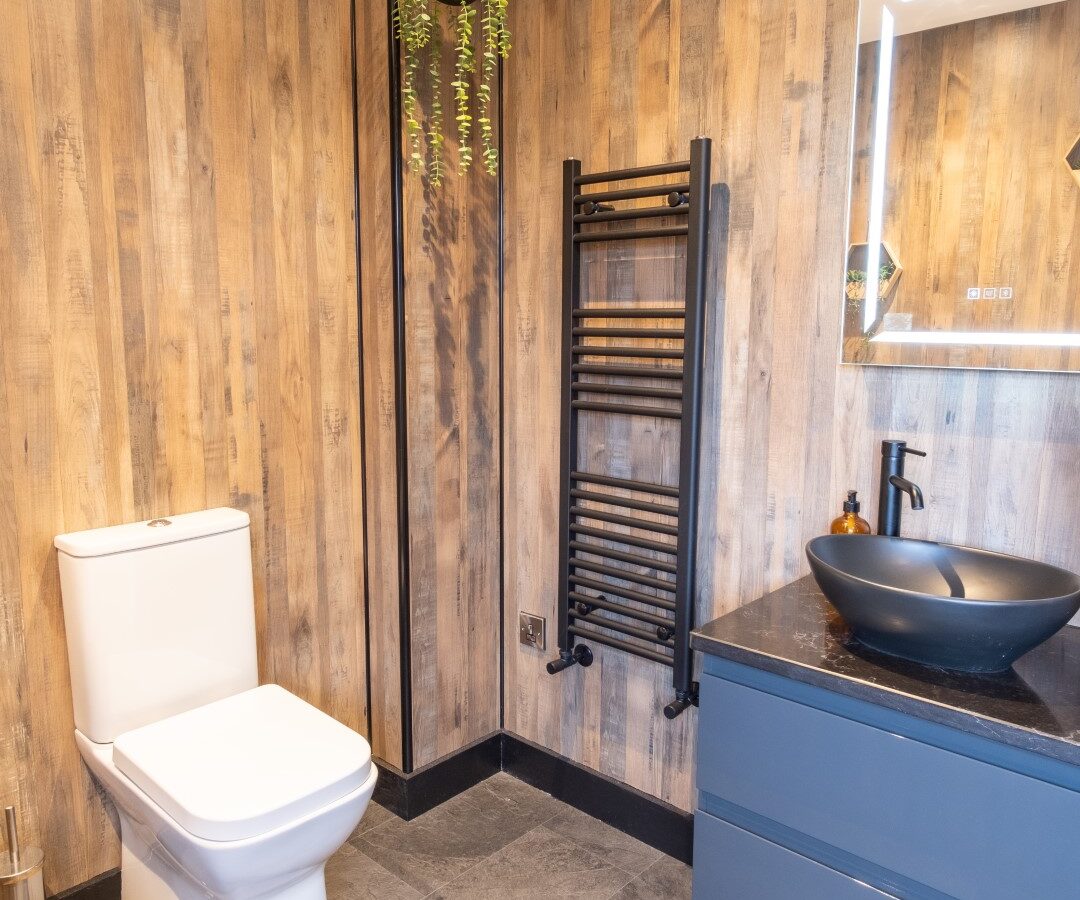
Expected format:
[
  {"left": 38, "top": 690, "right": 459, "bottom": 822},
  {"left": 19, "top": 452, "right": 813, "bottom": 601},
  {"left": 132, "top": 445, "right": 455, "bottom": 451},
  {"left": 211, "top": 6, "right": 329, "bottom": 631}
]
[{"left": 546, "top": 137, "right": 712, "bottom": 719}]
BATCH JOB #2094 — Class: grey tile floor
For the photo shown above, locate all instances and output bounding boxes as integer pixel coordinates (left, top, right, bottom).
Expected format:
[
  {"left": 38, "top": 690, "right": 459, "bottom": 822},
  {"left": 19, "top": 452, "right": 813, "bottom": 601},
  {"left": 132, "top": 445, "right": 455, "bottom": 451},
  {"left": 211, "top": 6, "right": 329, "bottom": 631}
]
[{"left": 326, "top": 773, "right": 692, "bottom": 899}]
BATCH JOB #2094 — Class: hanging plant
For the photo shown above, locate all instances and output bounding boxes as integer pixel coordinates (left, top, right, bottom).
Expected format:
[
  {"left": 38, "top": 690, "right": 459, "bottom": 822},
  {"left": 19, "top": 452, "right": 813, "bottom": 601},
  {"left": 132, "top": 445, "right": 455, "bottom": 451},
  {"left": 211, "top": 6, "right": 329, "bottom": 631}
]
[{"left": 394, "top": 0, "right": 511, "bottom": 186}]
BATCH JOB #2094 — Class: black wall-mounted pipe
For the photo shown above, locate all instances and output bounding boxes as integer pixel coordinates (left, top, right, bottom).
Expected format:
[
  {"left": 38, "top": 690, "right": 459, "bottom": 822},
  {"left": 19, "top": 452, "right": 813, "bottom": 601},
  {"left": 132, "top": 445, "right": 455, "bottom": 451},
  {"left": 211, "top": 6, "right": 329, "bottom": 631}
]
[
  {"left": 670, "top": 137, "right": 711, "bottom": 712},
  {"left": 386, "top": 0, "right": 414, "bottom": 774}
]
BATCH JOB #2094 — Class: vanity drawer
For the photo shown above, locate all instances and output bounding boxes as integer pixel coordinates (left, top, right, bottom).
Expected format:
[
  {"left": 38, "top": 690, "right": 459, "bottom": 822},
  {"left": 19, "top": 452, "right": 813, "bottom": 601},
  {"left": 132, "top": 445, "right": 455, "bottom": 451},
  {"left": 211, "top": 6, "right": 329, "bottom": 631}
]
[
  {"left": 693, "top": 808, "right": 894, "bottom": 899},
  {"left": 697, "top": 672, "right": 1080, "bottom": 899}
]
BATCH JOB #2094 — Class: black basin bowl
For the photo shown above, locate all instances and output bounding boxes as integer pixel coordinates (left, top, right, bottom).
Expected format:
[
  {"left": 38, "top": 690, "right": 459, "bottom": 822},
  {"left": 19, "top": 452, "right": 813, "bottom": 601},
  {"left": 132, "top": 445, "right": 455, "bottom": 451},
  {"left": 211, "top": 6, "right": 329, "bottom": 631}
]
[{"left": 806, "top": 535, "right": 1080, "bottom": 673}]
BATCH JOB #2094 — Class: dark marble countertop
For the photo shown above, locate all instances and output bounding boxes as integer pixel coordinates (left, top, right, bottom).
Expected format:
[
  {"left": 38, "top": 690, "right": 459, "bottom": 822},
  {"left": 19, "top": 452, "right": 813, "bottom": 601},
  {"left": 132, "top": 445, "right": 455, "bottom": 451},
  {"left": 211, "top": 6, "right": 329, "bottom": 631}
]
[{"left": 691, "top": 575, "right": 1080, "bottom": 766}]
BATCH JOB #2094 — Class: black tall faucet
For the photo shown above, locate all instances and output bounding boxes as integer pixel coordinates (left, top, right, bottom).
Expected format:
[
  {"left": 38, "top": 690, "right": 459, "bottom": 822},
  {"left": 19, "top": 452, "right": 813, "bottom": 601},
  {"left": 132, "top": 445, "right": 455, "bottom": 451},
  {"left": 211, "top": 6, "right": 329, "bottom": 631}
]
[{"left": 877, "top": 440, "right": 926, "bottom": 537}]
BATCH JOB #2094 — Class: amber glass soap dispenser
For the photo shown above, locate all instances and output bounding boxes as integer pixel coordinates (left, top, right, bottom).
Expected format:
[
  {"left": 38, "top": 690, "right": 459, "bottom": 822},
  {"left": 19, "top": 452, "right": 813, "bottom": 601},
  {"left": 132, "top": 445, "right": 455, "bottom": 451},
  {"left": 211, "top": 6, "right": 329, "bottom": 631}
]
[{"left": 831, "top": 490, "right": 871, "bottom": 534}]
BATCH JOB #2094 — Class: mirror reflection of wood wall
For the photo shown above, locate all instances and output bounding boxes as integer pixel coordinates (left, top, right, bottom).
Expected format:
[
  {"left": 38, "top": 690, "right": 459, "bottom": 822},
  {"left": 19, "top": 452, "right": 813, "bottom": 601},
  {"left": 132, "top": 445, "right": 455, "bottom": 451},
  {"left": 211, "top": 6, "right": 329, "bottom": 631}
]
[{"left": 846, "top": 0, "right": 1080, "bottom": 371}]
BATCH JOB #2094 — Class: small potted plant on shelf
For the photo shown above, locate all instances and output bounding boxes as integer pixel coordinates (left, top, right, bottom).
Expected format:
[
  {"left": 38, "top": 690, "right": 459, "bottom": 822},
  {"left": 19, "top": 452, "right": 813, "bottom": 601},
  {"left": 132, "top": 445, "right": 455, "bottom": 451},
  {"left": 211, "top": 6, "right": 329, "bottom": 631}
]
[{"left": 846, "top": 262, "right": 896, "bottom": 303}]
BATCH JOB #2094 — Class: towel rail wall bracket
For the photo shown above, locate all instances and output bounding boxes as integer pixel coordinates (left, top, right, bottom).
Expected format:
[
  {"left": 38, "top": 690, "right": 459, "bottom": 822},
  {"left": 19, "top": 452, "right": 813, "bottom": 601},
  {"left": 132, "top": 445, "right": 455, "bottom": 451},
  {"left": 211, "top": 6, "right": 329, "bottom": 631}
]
[{"left": 546, "top": 137, "right": 714, "bottom": 719}]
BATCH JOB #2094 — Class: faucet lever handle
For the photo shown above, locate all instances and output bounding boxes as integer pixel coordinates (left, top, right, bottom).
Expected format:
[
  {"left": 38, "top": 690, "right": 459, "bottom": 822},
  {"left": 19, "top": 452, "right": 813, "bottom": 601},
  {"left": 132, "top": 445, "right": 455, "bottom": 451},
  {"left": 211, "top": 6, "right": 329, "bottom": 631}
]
[{"left": 903, "top": 447, "right": 927, "bottom": 458}]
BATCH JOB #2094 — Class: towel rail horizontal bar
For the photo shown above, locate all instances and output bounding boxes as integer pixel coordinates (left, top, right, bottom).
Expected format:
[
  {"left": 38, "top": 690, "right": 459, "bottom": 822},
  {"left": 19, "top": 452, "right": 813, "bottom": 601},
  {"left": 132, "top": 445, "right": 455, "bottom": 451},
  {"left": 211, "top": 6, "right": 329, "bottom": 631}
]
[
  {"left": 574, "top": 161, "right": 690, "bottom": 185},
  {"left": 574, "top": 225, "right": 688, "bottom": 243},
  {"left": 572, "top": 308, "right": 685, "bottom": 319},
  {"left": 570, "top": 556, "right": 678, "bottom": 592},
  {"left": 572, "top": 327, "right": 685, "bottom": 339},
  {"left": 572, "top": 382, "right": 683, "bottom": 401},
  {"left": 570, "top": 489, "right": 679, "bottom": 517},
  {"left": 568, "top": 626, "right": 674, "bottom": 666},
  {"left": 569, "top": 524, "right": 678, "bottom": 554},
  {"left": 572, "top": 345, "right": 684, "bottom": 360},
  {"left": 571, "top": 471, "right": 680, "bottom": 498},
  {"left": 572, "top": 363, "right": 684, "bottom": 380},
  {"left": 568, "top": 591, "right": 674, "bottom": 628},
  {"left": 574, "top": 182, "right": 689, "bottom": 204},
  {"left": 569, "top": 540, "right": 678, "bottom": 575},
  {"left": 569, "top": 575, "right": 678, "bottom": 611},
  {"left": 572, "top": 399, "right": 682, "bottom": 419},
  {"left": 570, "top": 610, "right": 673, "bottom": 646},
  {"left": 574, "top": 205, "right": 688, "bottom": 225},
  {"left": 571, "top": 505, "right": 680, "bottom": 537}
]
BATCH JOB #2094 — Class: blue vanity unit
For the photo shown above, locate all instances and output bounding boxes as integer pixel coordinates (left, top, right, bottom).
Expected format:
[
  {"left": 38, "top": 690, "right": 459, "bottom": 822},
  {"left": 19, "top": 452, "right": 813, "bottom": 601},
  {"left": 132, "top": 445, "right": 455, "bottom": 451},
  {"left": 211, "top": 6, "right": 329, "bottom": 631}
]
[{"left": 689, "top": 576, "right": 1080, "bottom": 899}]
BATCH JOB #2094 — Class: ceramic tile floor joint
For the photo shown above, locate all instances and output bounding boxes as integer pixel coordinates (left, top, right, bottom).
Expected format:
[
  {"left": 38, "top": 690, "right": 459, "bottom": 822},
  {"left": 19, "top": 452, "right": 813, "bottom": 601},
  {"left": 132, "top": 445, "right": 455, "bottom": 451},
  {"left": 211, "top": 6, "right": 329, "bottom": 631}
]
[{"left": 326, "top": 772, "right": 691, "bottom": 899}]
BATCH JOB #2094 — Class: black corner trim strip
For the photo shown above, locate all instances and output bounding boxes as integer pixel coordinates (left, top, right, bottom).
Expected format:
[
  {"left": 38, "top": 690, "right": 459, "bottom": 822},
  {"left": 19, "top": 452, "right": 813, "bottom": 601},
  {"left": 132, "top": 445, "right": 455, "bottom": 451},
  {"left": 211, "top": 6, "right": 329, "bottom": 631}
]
[
  {"left": 349, "top": 0, "right": 376, "bottom": 754},
  {"left": 496, "top": 53, "right": 507, "bottom": 737},
  {"left": 384, "top": 0, "right": 414, "bottom": 775}
]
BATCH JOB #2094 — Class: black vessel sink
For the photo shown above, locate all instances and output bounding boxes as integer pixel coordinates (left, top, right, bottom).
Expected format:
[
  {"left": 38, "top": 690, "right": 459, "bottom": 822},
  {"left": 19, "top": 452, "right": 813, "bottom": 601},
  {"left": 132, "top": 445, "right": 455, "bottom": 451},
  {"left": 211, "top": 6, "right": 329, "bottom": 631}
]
[{"left": 806, "top": 535, "right": 1080, "bottom": 673}]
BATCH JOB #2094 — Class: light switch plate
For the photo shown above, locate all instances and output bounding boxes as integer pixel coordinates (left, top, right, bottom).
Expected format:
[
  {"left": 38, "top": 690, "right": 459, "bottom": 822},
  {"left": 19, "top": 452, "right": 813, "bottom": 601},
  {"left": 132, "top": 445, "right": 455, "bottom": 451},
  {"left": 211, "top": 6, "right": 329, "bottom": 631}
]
[{"left": 519, "top": 612, "right": 546, "bottom": 650}]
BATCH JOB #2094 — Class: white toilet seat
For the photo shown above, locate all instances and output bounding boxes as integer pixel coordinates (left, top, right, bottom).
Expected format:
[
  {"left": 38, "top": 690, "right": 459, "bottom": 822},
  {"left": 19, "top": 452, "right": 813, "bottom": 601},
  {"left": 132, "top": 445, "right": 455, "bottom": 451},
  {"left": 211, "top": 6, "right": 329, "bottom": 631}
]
[
  {"left": 75, "top": 688, "right": 377, "bottom": 899},
  {"left": 113, "top": 685, "right": 373, "bottom": 842}
]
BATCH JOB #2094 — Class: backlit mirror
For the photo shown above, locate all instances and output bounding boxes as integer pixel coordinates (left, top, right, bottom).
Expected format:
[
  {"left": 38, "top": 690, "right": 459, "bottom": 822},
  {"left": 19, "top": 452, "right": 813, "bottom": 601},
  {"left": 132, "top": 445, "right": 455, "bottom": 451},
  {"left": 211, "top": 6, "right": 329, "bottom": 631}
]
[{"left": 845, "top": 0, "right": 1080, "bottom": 371}]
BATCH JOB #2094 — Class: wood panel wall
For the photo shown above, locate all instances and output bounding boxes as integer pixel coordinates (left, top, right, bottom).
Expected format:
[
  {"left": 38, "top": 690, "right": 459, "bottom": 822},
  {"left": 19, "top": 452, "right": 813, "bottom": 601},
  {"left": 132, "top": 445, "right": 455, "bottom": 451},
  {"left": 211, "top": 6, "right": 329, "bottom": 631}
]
[
  {"left": 0, "top": 0, "right": 366, "bottom": 891},
  {"left": 502, "top": 0, "right": 1080, "bottom": 812},
  {"left": 402, "top": 9, "right": 501, "bottom": 769},
  {"left": 355, "top": 0, "right": 404, "bottom": 770},
  {"left": 847, "top": 0, "right": 1080, "bottom": 370},
  {"left": 353, "top": 2, "right": 502, "bottom": 772}
]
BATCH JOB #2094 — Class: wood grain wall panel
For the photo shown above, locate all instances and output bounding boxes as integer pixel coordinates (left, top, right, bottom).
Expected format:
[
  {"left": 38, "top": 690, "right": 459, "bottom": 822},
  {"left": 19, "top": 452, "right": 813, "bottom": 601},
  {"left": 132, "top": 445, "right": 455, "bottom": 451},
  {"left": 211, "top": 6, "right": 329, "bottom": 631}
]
[
  {"left": 847, "top": 1, "right": 1080, "bottom": 370},
  {"left": 402, "top": 10, "right": 501, "bottom": 769},
  {"left": 504, "top": 0, "right": 1080, "bottom": 813},
  {"left": 0, "top": 0, "right": 367, "bottom": 891},
  {"left": 354, "top": 0, "right": 404, "bottom": 767}
]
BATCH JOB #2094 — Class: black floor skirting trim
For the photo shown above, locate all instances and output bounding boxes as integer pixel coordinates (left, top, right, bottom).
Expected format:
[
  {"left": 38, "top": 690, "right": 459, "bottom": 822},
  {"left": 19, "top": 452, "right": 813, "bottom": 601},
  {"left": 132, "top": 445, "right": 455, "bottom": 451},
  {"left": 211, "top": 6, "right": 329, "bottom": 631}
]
[
  {"left": 59, "top": 730, "right": 692, "bottom": 898},
  {"left": 372, "top": 732, "right": 503, "bottom": 819},
  {"left": 374, "top": 731, "right": 693, "bottom": 863},
  {"left": 502, "top": 733, "right": 694, "bottom": 864},
  {"left": 50, "top": 868, "right": 120, "bottom": 900}
]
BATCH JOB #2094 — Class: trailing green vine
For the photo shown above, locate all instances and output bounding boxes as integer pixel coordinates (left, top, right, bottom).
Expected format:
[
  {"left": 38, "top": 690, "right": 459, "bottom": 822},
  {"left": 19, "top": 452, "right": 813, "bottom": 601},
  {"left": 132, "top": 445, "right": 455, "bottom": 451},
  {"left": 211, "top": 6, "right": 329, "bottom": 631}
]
[
  {"left": 452, "top": 2, "right": 476, "bottom": 173},
  {"left": 478, "top": 0, "right": 510, "bottom": 175},
  {"left": 395, "top": 0, "right": 433, "bottom": 173},
  {"left": 427, "top": 3, "right": 446, "bottom": 185},
  {"left": 394, "top": 0, "right": 512, "bottom": 185}
]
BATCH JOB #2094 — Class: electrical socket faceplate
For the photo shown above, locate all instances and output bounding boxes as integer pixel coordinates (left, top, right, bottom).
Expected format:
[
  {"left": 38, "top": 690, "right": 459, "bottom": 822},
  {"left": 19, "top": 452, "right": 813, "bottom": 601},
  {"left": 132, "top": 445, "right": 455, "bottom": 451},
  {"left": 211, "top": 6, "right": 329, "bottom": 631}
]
[{"left": 519, "top": 613, "right": 546, "bottom": 650}]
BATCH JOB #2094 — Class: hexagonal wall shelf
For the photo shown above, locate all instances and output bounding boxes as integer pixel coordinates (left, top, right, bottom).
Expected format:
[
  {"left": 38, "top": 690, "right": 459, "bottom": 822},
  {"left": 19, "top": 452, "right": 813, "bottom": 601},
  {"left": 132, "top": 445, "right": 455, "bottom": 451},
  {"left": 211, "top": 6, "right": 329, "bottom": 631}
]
[
  {"left": 845, "top": 241, "right": 902, "bottom": 305},
  {"left": 1067, "top": 131, "right": 1080, "bottom": 187}
]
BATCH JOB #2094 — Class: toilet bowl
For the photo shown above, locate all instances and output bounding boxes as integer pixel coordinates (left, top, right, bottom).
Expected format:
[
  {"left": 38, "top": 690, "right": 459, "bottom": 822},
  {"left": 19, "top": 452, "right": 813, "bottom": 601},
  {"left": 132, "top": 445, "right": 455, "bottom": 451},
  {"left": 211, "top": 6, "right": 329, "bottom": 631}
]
[
  {"left": 76, "top": 729, "right": 375, "bottom": 900},
  {"left": 55, "top": 509, "right": 377, "bottom": 899}
]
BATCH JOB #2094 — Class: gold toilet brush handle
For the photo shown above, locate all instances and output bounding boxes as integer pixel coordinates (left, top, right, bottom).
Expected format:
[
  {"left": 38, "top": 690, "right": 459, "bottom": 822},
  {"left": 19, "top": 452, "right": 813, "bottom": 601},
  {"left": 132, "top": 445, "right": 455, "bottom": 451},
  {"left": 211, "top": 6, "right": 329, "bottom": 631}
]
[{"left": 3, "top": 807, "right": 17, "bottom": 869}]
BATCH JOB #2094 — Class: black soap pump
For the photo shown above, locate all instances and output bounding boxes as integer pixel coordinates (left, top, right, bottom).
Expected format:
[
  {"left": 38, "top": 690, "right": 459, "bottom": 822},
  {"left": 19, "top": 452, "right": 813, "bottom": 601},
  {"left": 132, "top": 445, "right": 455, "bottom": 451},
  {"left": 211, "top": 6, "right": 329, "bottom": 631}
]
[{"left": 830, "top": 490, "right": 871, "bottom": 535}]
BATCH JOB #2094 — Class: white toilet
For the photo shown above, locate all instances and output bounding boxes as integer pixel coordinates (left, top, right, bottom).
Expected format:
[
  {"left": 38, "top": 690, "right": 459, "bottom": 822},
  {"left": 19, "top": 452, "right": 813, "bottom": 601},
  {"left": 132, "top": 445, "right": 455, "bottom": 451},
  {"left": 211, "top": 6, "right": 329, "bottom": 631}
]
[{"left": 55, "top": 508, "right": 377, "bottom": 900}]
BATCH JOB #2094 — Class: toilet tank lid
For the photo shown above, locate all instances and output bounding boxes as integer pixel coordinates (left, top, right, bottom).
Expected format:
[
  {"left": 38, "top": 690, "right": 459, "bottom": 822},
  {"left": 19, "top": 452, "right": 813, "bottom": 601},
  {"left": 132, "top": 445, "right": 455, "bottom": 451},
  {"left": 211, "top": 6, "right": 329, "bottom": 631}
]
[{"left": 55, "top": 508, "right": 250, "bottom": 558}]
